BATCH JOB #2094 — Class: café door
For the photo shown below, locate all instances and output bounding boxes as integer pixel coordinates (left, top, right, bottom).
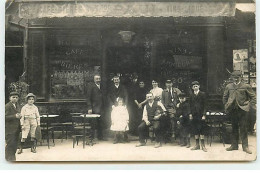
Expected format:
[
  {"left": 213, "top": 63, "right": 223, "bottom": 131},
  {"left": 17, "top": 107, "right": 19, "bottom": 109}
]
[{"left": 106, "top": 45, "right": 150, "bottom": 86}]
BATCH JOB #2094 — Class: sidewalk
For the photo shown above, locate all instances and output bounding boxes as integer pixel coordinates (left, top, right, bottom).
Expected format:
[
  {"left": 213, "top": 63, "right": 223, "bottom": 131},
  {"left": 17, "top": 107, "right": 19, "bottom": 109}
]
[{"left": 16, "top": 134, "right": 257, "bottom": 162}]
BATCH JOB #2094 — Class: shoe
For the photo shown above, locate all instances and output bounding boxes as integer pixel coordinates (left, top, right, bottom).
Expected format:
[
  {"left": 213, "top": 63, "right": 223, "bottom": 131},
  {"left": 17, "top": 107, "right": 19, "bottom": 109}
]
[
  {"left": 186, "top": 143, "right": 191, "bottom": 148},
  {"left": 17, "top": 148, "right": 23, "bottom": 154},
  {"left": 31, "top": 140, "right": 37, "bottom": 153},
  {"left": 154, "top": 142, "right": 162, "bottom": 148},
  {"left": 201, "top": 145, "right": 207, "bottom": 152},
  {"left": 18, "top": 142, "right": 24, "bottom": 154},
  {"left": 136, "top": 143, "right": 146, "bottom": 147},
  {"left": 243, "top": 147, "right": 252, "bottom": 154},
  {"left": 226, "top": 146, "right": 239, "bottom": 151},
  {"left": 191, "top": 144, "right": 200, "bottom": 150},
  {"left": 113, "top": 140, "right": 118, "bottom": 144}
]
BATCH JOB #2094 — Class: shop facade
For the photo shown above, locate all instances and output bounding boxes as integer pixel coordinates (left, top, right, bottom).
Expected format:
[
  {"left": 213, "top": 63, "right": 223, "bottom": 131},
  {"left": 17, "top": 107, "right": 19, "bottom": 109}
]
[{"left": 5, "top": 0, "right": 255, "bottom": 124}]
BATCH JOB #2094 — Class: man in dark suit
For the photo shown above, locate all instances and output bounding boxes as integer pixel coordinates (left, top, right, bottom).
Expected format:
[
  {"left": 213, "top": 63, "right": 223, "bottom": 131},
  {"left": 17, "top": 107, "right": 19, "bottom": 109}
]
[
  {"left": 5, "top": 92, "right": 21, "bottom": 161},
  {"left": 189, "top": 81, "right": 208, "bottom": 152},
  {"left": 86, "top": 74, "right": 105, "bottom": 140},
  {"left": 108, "top": 76, "right": 128, "bottom": 107},
  {"left": 161, "top": 79, "right": 182, "bottom": 141},
  {"left": 108, "top": 76, "right": 129, "bottom": 141},
  {"left": 223, "top": 71, "right": 256, "bottom": 154}
]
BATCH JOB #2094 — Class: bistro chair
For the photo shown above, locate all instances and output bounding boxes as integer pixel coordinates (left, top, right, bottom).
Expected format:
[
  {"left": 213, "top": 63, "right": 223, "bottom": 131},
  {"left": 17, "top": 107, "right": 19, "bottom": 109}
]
[
  {"left": 40, "top": 114, "right": 55, "bottom": 149},
  {"left": 205, "top": 111, "right": 226, "bottom": 147},
  {"left": 71, "top": 115, "right": 92, "bottom": 148}
]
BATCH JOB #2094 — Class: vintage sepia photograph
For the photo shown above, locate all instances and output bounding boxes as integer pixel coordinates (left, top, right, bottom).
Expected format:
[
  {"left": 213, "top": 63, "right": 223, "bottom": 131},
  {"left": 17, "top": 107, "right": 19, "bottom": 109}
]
[{"left": 5, "top": 0, "right": 256, "bottom": 162}]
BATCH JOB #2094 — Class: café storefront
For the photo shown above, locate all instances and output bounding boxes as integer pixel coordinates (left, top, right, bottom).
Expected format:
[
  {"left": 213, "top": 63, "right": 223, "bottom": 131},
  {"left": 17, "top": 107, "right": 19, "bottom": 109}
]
[{"left": 6, "top": 0, "right": 255, "bottom": 127}]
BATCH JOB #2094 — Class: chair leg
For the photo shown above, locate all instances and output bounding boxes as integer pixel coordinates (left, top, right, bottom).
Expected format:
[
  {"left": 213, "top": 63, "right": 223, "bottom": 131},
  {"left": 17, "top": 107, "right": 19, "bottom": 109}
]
[
  {"left": 61, "top": 128, "right": 64, "bottom": 143},
  {"left": 52, "top": 130, "right": 55, "bottom": 146}
]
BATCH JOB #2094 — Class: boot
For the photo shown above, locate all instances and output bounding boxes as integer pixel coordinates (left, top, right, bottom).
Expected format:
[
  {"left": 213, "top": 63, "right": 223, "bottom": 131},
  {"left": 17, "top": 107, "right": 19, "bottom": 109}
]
[
  {"left": 18, "top": 142, "right": 24, "bottom": 154},
  {"left": 186, "top": 138, "right": 191, "bottom": 148},
  {"left": 191, "top": 139, "right": 200, "bottom": 150},
  {"left": 123, "top": 132, "right": 129, "bottom": 143},
  {"left": 201, "top": 139, "right": 207, "bottom": 152},
  {"left": 113, "top": 134, "right": 119, "bottom": 144},
  {"left": 180, "top": 137, "right": 186, "bottom": 147},
  {"left": 243, "top": 147, "right": 252, "bottom": 154},
  {"left": 179, "top": 137, "right": 184, "bottom": 146},
  {"left": 31, "top": 140, "right": 37, "bottom": 153},
  {"left": 226, "top": 145, "right": 239, "bottom": 151},
  {"left": 154, "top": 142, "right": 162, "bottom": 148}
]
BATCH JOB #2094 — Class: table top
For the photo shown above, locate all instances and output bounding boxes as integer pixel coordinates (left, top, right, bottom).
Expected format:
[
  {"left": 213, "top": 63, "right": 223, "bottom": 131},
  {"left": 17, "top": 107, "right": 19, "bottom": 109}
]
[
  {"left": 70, "top": 113, "right": 83, "bottom": 115},
  {"left": 80, "top": 114, "right": 101, "bottom": 118},
  {"left": 206, "top": 112, "right": 226, "bottom": 116},
  {"left": 40, "top": 115, "right": 59, "bottom": 118}
]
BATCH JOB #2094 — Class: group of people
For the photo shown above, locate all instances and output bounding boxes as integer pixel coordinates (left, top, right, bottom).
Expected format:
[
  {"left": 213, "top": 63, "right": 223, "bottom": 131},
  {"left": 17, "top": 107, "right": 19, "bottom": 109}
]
[
  {"left": 86, "top": 71, "right": 256, "bottom": 154},
  {"left": 5, "top": 70, "right": 256, "bottom": 161}
]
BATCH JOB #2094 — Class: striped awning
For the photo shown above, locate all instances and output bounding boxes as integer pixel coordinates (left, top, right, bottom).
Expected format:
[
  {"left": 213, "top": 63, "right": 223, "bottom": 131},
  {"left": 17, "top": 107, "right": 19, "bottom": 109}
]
[{"left": 18, "top": 1, "right": 236, "bottom": 19}]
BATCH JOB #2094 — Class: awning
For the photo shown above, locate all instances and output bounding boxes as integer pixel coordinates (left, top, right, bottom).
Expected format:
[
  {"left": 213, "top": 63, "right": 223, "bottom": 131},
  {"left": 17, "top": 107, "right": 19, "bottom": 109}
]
[{"left": 18, "top": 1, "right": 236, "bottom": 19}]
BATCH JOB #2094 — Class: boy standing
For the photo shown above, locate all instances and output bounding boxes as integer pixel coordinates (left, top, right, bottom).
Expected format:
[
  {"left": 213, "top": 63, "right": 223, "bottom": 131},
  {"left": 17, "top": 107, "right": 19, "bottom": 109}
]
[
  {"left": 5, "top": 92, "right": 21, "bottom": 161},
  {"left": 176, "top": 93, "right": 192, "bottom": 148},
  {"left": 190, "top": 81, "right": 207, "bottom": 152}
]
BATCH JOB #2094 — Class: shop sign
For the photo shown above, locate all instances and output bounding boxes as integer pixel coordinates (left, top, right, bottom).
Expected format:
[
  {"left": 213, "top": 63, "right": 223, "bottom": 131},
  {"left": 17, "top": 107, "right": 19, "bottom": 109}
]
[{"left": 19, "top": 2, "right": 236, "bottom": 19}]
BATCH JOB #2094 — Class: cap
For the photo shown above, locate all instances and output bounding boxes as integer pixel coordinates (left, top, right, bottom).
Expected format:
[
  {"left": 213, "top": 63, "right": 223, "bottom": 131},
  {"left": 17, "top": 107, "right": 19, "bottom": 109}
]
[
  {"left": 191, "top": 81, "right": 200, "bottom": 86},
  {"left": 25, "top": 93, "right": 36, "bottom": 101},
  {"left": 178, "top": 93, "right": 186, "bottom": 98},
  {"left": 9, "top": 91, "right": 19, "bottom": 97},
  {"left": 231, "top": 71, "right": 242, "bottom": 77},
  {"left": 166, "top": 79, "right": 172, "bottom": 83}
]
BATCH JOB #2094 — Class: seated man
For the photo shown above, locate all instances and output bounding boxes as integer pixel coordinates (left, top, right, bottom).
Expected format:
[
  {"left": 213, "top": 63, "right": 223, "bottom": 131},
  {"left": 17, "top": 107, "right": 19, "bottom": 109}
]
[{"left": 136, "top": 92, "right": 167, "bottom": 148}]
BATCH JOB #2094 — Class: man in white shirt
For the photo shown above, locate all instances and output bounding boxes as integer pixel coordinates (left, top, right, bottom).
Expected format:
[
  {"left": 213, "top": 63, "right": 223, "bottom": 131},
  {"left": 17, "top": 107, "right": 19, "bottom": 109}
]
[{"left": 136, "top": 92, "right": 167, "bottom": 148}]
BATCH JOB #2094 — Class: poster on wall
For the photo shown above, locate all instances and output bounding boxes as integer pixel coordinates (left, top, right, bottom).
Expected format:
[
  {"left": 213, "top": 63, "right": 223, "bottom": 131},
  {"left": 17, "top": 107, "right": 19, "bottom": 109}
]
[{"left": 233, "top": 49, "right": 248, "bottom": 73}]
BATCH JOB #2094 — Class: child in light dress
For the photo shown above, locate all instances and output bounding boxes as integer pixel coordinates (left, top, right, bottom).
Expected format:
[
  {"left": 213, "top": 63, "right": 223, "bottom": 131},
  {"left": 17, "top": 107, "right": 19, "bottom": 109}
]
[{"left": 110, "top": 97, "right": 129, "bottom": 144}]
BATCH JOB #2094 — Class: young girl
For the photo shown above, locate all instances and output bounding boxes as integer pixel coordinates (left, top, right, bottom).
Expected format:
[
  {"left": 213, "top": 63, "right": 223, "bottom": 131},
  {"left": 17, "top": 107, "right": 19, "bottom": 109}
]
[
  {"left": 18, "top": 93, "right": 40, "bottom": 154},
  {"left": 110, "top": 97, "right": 129, "bottom": 144}
]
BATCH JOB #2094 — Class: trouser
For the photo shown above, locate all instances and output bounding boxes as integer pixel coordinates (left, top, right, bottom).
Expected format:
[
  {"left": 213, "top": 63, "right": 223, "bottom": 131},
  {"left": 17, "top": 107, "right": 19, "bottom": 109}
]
[
  {"left": 21, "top": 118, "right": 37, "bottom": 139},
  {"left": 167, "top": 108, "right": 177, "bottom": 135},
  {"left": 138, "top": 120, "right": 162, "bottom": 143},
  {"left": 5, "top": 131, "right": 20, "bottom": 161},
  {"left": 192, "top": 118, "right": 205, "bottom": 136},
  {"left": 230, "top": 108, "right": 249, "bottom": 149}
]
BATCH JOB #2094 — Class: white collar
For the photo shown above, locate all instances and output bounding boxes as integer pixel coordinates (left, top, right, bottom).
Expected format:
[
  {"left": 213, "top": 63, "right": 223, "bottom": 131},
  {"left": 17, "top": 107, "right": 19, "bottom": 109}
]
[
  {"left": 194, "top": 90, "right": 200, "bottom": 95},
  {"left": 234, "top": 82, "right": 241, "bottom": 85},
  {"left": 115, "top": 84, "right": 119, "bottom": 88}
]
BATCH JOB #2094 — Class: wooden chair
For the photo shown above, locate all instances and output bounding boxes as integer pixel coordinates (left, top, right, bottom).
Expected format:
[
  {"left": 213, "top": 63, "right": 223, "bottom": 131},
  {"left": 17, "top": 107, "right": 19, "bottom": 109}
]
[{"left": 71, "top": 115, "right": 91, "bottom": 148}]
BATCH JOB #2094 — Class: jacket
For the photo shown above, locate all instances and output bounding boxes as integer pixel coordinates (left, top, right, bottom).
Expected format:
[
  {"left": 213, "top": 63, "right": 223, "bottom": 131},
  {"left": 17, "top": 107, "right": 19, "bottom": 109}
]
[
  {"left": 223, "top": 82, "right": 256, "bottom": 112},
  {"left": 86, "top": 82, "right": 104, "bottom": 114},
  {"left": 108, "top": 84, "right": 128, "bottom": 107},
  {"left": 5, "top": 102, "right": 21, "bottom": 135},
  {"left": 161, "top": 87, "right": 182, "bottom": 109},
  {"left": 189, "top": 91, "right": 207, "bottom": 119}
]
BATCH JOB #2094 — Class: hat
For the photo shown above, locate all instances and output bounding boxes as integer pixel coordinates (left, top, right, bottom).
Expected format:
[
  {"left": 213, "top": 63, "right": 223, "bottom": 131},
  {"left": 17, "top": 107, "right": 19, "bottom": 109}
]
[
  {"left": 9, "top": 91, "right": 19, "bottom": 97},
  {"left": 178, "top": 93, "right": 186, "bottom": 98},
  {"left": 166, "top": 79, "right": 172, "bottom": 83},
  {"left": 191, "top": 81, "right": 200, "bottom": 86},
  {"left": 231, "top": 71, "right": 242, "bottom": 77},
  {"left": 25, "top": 93, "right": 36, "bottom": 101}
]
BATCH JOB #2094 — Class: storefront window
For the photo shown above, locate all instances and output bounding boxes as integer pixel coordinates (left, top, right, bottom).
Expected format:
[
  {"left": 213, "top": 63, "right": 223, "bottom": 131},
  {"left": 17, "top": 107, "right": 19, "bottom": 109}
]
[{"left": 47, "top": 32, "right": 101, "bottom": 100}]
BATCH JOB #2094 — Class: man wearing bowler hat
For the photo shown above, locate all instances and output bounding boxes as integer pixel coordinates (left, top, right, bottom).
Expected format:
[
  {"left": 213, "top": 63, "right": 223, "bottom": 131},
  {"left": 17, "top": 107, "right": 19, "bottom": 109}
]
[
  {"left": 161, "top": 79, "right": 182, "bottom": 141},
  {"left": 223, "top": 71, "right": 256, "bottom": 154},
  {"left": 5, "top": 91, "right": 21, "bottom": 161}
]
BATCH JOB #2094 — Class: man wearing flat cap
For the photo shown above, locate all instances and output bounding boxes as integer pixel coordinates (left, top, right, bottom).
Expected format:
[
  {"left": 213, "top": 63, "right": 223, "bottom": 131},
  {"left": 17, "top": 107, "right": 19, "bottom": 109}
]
[
  {"left": 223, "top": 71, "right": 256, "bottom": 154},
  {"left": 5, "top": 92, "right": 21, "bottom": 161},
  {"left": 161, "top": 79, "right": 181, "bottom": 141},
  {"left": 189, "top": 81, "right": 208, "bottom": 152}
]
